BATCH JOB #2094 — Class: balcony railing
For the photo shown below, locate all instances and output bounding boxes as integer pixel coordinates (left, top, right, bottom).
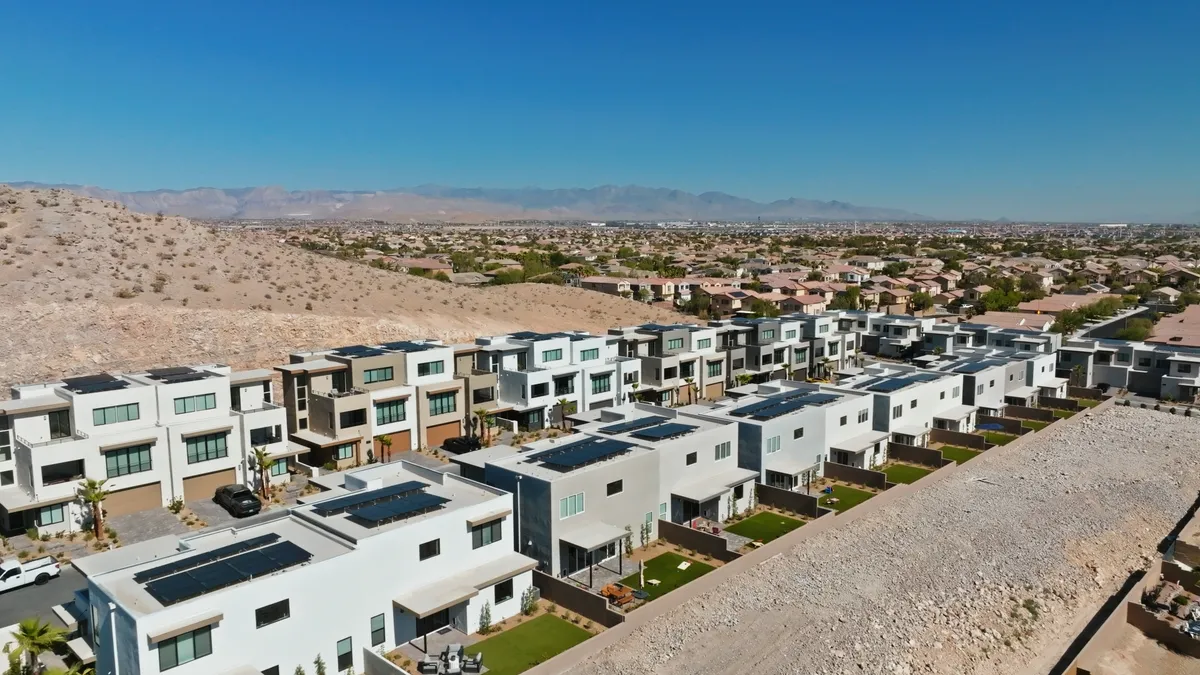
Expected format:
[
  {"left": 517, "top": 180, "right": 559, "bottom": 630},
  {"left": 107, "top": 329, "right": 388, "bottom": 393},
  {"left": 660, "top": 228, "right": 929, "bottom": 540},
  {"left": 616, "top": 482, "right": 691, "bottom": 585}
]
[
  {"left": 232, "top": 401, "right": 284, "bottom": 414},
  {"left": 16, "top": 430, "right": 89, "bottom": 447},
  {"left": 312, "top": 388, "right": 368, "bottom": 399}
]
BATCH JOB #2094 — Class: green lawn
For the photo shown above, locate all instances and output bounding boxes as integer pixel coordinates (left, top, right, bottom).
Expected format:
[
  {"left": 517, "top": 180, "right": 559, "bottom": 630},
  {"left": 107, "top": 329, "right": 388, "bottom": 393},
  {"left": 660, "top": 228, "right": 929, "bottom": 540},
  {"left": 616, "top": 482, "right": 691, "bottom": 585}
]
[
  {"left": 1021, "top": 419, "right": 1050, "bottom": 432},
  {"left": 1052, "top": 409, "right": 1077, "bottom": 419},
  {"left": 1074, "top": 398, "right": 1102, "bottom": 408},
  {"left": 982, "top": 431, "right": 1017, "bottom": 446},
  {"left": 465, "top": 614, "right": 591, "bottom": 675},
  {"left": 940, "top": 445, "right": 981, "bottom": 464},
  {"left": 883, "top": 463, "right": 932, "bottom": 484},
  {"left": 818, "top": 485, "right": 874, "bottom": 512},
  {"left": 724, "top": 511, "right": 805, "bottom": 543},
  {"left": 620, "top": 552, "right": 714, "bottom": 601}
]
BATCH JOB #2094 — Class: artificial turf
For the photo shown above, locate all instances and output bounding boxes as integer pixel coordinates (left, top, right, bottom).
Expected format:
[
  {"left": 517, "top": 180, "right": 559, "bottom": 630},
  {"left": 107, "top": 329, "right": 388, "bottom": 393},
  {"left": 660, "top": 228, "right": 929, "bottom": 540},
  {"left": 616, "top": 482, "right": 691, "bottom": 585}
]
[
  {"left": 939, "top": 445, "right": 981, "bottom": 464},
  {"left": 465, "top": 614, "right": 592, "bottom": 675},
  {"left": 724, "top": 511, "right": 805, "bottom": 543},
  {"left": 620, "top": 552, "right": 714, "bottom": 601},
  {"left": 883, "top": 463, "right": 933, "bottom": 484},
  {"left": 818, "top": 485, "right": 874, "bottom": 512}
]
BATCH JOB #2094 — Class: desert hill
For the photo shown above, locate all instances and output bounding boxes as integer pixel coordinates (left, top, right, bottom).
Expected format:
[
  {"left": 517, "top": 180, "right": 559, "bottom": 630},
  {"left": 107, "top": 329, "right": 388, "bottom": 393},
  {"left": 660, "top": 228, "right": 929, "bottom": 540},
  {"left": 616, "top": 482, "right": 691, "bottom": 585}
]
[{"left": 0, "top": 185, "right": 679, "bottom": 386}]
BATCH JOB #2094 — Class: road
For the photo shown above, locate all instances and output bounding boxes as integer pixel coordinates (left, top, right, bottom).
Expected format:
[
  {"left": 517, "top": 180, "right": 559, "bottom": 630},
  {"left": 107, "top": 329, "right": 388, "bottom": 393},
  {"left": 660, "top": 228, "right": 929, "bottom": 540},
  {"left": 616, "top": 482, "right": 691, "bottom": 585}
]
[{"left": 0, "top": 567, "right": 85, "bottom": 627}]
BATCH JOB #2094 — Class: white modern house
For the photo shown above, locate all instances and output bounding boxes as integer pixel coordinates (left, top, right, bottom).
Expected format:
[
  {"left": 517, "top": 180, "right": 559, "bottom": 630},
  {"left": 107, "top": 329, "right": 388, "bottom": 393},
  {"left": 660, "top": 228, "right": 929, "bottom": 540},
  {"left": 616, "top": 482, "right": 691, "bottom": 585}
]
[
  {"left": 831, "top": 365, "right": 973, "bottom": 449},
  {"left": 609, "top": 323, "right": 726, "bottom": 403},
  {"left": 67, "top": 461, "right": 534, "bottom": 675},
  {"left": 0, "top": 366, "right": 286, "bottom": 536}
]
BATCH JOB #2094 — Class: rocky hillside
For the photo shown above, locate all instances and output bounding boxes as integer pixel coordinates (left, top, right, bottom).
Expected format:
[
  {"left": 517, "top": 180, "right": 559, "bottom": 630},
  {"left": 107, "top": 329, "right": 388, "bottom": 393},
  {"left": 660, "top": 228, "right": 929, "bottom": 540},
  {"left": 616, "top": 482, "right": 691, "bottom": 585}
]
[{"left": 0, "top": 184, "right": 679, "bottom": 386}]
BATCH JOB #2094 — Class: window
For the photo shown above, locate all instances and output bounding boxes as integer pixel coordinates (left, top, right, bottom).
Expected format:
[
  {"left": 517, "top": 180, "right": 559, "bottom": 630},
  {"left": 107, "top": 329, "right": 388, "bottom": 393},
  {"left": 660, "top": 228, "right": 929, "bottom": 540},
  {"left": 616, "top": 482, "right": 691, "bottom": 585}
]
[
  {"left": 590, "top": 373, "right": 612, "bottom": 394},
  {"left": 92, "top": 403, "right": 140, "bottom": 426},
  {"left": 371, "top": 614, "right": 386, "bottom": 647},
  {"left": 334, "top": 443, "right": 355, "bottom": 461},
  {"left": 939, "top": 391, "right": 945, "bottom": 400},
  {"left": 989, "top": 379, "right": 995, "bottom": 388},
  {"left": 765, "top": 436, "right": 781, "bottom": 454},
  {"left": 339, "top": 409, "right": 366, "bottom": 427},
  {"left": 892, "top": 404, "right": 903, "bottom": 419},
  {"left": 428, "top": 391, "right": 456, "bottom": 416},
  {"left": 686, "top": 452, "right": 697, "bottom": 465},
  {"left": 417, "top": 361, "right": 444, "bottom": 377},
  {"left": 580, "top": 348, "right": 599, "bottom": 361},
  {"left": 270, "top": 458, "right": 288, "bottom": 476},
  {"left": 250, "top": 425, "right": 282, "bottom": 445},
  {"left": 603, "top": 479, "right": 624, "bottom": 496},
  {"left": 185, "top": 432, "right": 228, "bottom": 464},
  {"left": 715, "top": 441, "right": 731, "bottom": 460},
  {"left": 494, "top": 579, "right": 514, "bottom": 604},
  {"left": 1181, "top": 364, "right": 1193, "bottom": 374},
  {"left": 696, "top": 338, "right": 712, "bottom": 350},
  {"left": 707, "top": 361, "right": 722, "bottom": 377},
  {"left": 559, "top": 493, "right": 585, "bottom": 519},
  {"left": 158, "top": 626, "right": 212, "bottom": 671},
  {"left": 362, "top": 367, "right": 393, "bottom": 384},
  {"left": 1008, "top": 374, "right": 1014, "bottom": 381},
  {"left": 37, "top": 503, "right": 65, "bottom": 526},
  {"left": 910, "top": 399, "right": 917, "bottom": 409},
  {"left": 419, "top": 539, "right": 440, "bottom": 560},
  {"left": 1138, "top": 357, "right": 1151, "bottom": 367},
  {"left": 761, "top": 329, "right": 775, "bottom": 340},
  {"left": 976, "top": 384, "right": 984, "bottom": 395},
  {"left": 337, "top": 637, "right": 353, "bottom": 672},
  {"left": 0, "top": 471, "right": 11, "bottom": 486},
  {"left": 731, "top": 358, "right": 744, "bottom": 370},
  {"left": 173, "top": 393, "right": 217, "bottom": 415},
  {"left": 255, "top": 599, "right": 290, "bottom": 628},
  {"left": 1117, "top": 353, "right": 1130, "bottom": 363},
  {"left": 734, "top": 484, "right": 744, "bottom": 500},
  {"left": 375, "top": 399, "right": 406, "bottom": 425},
  {"left": 785, "top": 330, "right": 797, "bottom": 340},
  {"left": 858, "top": 409, "right": 869, "bottom": 423},
  {"left": 542, "top": 349, "right": 563, "bottom": 362},
  {"left": 472, "top": 519, "right": 502, "bottom": 548},
  {"left": 793, "top": 427, "right": 804, "bottom": 439},
  {"left": 531, "top": 383, "right": 549, "bottom": 398},
  {"left": 840, "top": 415, "right": 847, "bottom": 426},
  {"left": 819, "top": 325, "right": 829, "bottom": 334},
  {"left": 659, "top": 502, "right": 667, "bottom": 519},
  {"left": 795, "top": 349, "right": 807, "bottom": 364},
  {"left": 666, "top": 338, "right": 684, "bottom": 350},
  {"left": 105, "top": 444, "right": 152, "bottom": 478},
  {"left": 829, "top": 343, "right": 839, "bottom": 356},
  {"left": 953, "top": 386, "right": 961, "bottom": 398},
  {"left": 48, "top": 409, "right": 71, "bottom": 439}
]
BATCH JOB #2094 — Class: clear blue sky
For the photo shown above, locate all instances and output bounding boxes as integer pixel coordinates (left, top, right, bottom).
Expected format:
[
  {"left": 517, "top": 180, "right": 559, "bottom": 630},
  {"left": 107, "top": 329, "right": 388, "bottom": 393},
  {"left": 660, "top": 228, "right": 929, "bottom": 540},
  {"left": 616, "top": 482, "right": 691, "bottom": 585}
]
[{"left": 1, "top": 1, "right": 1197, "bottom": 221}]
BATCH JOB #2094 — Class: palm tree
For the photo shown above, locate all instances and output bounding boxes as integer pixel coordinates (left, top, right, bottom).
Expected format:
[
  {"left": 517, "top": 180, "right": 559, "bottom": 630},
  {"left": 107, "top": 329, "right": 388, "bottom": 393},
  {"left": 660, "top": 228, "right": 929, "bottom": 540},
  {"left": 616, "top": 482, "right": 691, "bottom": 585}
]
[
  {"left": 251, "top": 446, "right": 273, "bottom": 499},
  {"left": 735, "top": 373, "right": 754, "bottom": 387},
  {"left": 77, "top": 478, "right": 109, "bottom": 541},
  {"left": 378, "top": 434, "right": 393, "bottom": 463},
  {"left": 44, "top": 664, "right": 92, "bottom": 675},
  {"left": 12, "top": 617, "right": 67, "bottom": 673},
  {"left": 683, "top": 376, "right": 695, "bottom": 404},
  {"left": 630, "top": 382, "right": 640, "bottom": 404}
]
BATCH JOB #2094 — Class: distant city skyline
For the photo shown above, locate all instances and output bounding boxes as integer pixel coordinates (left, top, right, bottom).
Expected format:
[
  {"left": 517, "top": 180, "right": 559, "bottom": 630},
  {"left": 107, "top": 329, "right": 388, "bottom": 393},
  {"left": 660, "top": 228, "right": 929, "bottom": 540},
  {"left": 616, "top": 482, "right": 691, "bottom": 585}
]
[{"left": 1, "top": 1, "right": 1197, "bottom": 222}]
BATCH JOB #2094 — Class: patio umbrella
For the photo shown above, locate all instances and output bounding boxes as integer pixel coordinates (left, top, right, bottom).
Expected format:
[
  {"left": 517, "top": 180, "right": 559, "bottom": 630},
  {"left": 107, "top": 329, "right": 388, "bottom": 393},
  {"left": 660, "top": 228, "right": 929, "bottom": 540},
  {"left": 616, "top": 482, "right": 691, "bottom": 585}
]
[{"left": 639, "top": 560, "right": 644, "bottom": 588}]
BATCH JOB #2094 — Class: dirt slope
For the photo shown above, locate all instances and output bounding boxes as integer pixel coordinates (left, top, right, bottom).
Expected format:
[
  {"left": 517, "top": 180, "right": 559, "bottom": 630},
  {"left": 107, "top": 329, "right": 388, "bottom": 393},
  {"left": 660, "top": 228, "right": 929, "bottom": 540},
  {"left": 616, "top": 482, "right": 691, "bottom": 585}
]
[{"left": 0, "top": 185, "right": 678, "bottom": 386}]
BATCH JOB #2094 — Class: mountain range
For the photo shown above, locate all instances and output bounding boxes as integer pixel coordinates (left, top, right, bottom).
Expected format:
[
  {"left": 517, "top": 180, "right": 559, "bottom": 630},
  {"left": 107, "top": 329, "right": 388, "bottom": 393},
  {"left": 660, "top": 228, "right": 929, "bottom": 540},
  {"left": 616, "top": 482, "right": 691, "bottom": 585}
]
[{"left": 6, "top": 182, "right": 932, "bottom": 222}]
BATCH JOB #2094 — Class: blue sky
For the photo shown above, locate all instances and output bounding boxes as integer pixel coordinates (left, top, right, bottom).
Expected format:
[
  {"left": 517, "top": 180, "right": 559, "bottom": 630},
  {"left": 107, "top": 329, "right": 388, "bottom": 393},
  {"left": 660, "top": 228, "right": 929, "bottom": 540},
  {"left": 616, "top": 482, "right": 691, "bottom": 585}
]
[{"left": 1, "top": 1, "right": 1197, "bottom": 221}]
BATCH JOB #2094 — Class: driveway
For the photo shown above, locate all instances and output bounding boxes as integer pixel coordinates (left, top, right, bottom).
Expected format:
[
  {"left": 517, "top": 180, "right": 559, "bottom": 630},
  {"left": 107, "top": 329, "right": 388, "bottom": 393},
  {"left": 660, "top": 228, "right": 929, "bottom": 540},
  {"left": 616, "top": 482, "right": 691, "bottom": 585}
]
[
  {"left": 0, "top": 567, "right": 85, "bottom": 628},
  {"left": 188, "top": 499, "right": 278, "bottom": 531},
  {"left": 107, "top": 508, "right": 190, "bottom": 546}
]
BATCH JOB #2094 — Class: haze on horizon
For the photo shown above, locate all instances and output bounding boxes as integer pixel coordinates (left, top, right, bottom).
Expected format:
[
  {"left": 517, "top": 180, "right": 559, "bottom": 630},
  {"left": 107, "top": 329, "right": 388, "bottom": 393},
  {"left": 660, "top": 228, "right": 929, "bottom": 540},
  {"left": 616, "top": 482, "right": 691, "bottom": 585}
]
[{"left": 1, "top": 1, "right": 1197, "bottom": 223}]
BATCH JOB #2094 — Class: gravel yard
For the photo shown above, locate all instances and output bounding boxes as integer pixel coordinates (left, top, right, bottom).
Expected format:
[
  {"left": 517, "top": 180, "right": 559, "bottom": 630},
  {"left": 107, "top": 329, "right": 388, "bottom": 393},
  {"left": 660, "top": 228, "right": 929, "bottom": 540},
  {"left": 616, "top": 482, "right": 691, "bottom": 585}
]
[{"left": 564, "top": 406, "right": 1200, "bottom": 675}]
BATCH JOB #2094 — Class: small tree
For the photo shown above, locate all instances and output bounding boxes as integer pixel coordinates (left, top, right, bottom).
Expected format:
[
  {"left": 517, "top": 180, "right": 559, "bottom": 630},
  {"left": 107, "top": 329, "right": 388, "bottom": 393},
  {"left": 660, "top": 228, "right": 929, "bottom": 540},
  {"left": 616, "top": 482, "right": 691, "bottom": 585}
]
[
  {"left": 735, "top": 373, "right": 754, "bottom": 387},
  {"left": 379, "top": 434, "right": 393, "bottom": 463},
  {"left": 623, "top": 524, "right": 633, "bottom": 556},
  {"left": 520, "top": 586, "right": 538, "bottom": 616},
  {"left": 78, "top": 478, "right": 110, "bottom": 540},
  {"left": 252, "top": 446, "right": 273, "bottom": 499},
  {"left": 314, "top": 654, "right": 327, "bottom": 675},
  {"left": 479, "top": 600, "right": 493, "bottom": 635},
  {"left": 639, "top": 520, "right": 650, "bottom": 548},
  {"left": 473, "top": 408, "right": 490, "bottom": 441},
  {"left": 294, "top": 667, "right": 306, "bottom": 675}
]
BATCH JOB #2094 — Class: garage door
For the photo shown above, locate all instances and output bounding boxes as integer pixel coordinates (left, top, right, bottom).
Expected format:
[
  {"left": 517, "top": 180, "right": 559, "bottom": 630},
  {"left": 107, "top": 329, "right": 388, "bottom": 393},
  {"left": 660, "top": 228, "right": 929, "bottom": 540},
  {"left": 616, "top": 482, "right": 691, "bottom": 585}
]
[
  {"left": 375, "top": 430, "right": 412, "bottom": 460},
  {"left": 426, "top": 422, "right": 460, "bottom": 448},
  {"left": 183, "top": 469, "right": 237, "bottom": 502},
  {"left": 705, "top": 383, "right": 724, "bottom": 400},
  {"left": 105, "top": 482, "right": 162, "bottom": 517}
]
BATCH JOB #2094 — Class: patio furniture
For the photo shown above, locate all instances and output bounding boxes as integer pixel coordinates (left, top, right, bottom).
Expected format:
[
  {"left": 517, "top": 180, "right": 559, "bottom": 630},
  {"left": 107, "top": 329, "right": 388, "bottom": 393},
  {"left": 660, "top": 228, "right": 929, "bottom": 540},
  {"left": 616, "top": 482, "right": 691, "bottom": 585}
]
[
  {"left": 445, "top": 643, "right": 464, "bottom": 674},
  {"left": 463, "top": 653, "right": 484, "bottom": 673},
  {"left": 417, "top": 654, "right": 440, "bottom": 674},
  {"left": 646, "top": 578, "right": 661, "bottom": 586}
]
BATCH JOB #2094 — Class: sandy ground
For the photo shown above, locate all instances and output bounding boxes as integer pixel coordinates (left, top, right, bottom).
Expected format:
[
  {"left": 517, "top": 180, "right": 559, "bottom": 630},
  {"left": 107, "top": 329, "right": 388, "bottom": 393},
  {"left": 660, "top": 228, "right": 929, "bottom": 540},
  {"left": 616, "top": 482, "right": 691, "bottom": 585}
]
[
  {"left": 0, "top": 185, "right": 679, "bottom": 386},
  {"left": 1089, "top": 628, "right": 1198, "bottom": 675}
]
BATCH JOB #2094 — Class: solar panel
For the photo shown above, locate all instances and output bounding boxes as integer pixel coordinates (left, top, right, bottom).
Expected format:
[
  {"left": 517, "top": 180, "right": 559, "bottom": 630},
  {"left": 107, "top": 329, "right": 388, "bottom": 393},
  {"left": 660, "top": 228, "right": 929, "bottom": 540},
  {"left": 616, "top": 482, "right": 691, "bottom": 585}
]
[
  {"left": 311, "top": 480, "right": 428, "bottom": 516},
  {"left": 730, "top": 398, "right": 785, "bottom": 417},
  {"left": 146, "top": 367, "right": 196, "bottom": 378},
  {"left": 537, "top": 438, "right": 635, "bottom": 469},
  {"left": 528, "top": 436, "right": 598, "bottom": 461},
  {"left": 133, "top": 533, "right": 282, "bottom": 583},
  {"left": 63, "top": 373, "right": 130, "bottom": 394},
  {"left": 867, "top": 378, "right": 917, "bottom": 393},
  {"left": 954, "top": 362, "right": 994, "bottom": 374},
  {"left": 631, "top": 423, "right": 697, "bottom": 441},
  {"left": 349, "top": 492, "right": 450, "bottom": 527},
  {"left": 851, "top": 376, "right": 886, "bottom": 390},
  {"left": 144, "top": 541, "right": 312, "bottom": 606},
  {"left": 380, "top": 340, "right": 434, "bottom": 353},
  {"left": 748, "top": 399, "right": 811, "bottom": 420},
  {"left": 599, "top": 416, "right": 665, "bottom": 435},
  {"left": 906, "top": 372, "right": 943, "bottom": 382},
  {"left": 333, "top": 345, "right": 386, "bottom": 358},
  {"left": 797, "top": 392, "right": 841, "bottom": 406}
]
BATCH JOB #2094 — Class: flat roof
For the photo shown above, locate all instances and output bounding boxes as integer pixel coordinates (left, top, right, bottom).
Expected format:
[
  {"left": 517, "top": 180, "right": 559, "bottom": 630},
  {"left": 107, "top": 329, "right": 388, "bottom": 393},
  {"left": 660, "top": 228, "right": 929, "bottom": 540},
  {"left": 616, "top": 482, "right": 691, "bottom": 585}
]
[
  {"left": 228, "top": 368, "right": 274, "bottom": 385},
  {"left": 274, "top": 358, "right": 346, "bottom": 374}
]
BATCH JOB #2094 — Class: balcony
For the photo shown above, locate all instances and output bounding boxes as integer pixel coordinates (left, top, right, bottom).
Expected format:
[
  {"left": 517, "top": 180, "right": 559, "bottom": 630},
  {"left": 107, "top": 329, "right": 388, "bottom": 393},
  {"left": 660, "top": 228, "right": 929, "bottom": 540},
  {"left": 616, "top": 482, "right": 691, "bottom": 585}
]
[
  {"left": 312, "top": 387, "right": 368, "bottom": 399},
  {"left": 15, "top": 430, "right": 89, "bottom": 448},
  {"left": 232, "top": 400, "right": 285, "bottom": 414}
]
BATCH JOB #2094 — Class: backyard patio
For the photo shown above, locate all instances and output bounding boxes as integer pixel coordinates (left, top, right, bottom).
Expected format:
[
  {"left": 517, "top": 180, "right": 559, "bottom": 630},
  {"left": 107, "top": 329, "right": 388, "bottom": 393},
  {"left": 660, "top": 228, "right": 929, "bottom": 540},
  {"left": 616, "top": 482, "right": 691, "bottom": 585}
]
[
  {"left": 936, "top": 444, "right": 981, "bottom": 464},
  {"left": 618, "top": 551, "right": 715, "bottom": 603},
  {"left": 817, "top": 484, "right": 875, "bottom": 512},
  {"left": 723, "top": 510, "right": 806, "bottom": 547},
  {"left": 881, "top": 461, "right": 932, "bottom": 485},
  {"left": 464, "top": 614, "right": 592, "bottom": 675}
]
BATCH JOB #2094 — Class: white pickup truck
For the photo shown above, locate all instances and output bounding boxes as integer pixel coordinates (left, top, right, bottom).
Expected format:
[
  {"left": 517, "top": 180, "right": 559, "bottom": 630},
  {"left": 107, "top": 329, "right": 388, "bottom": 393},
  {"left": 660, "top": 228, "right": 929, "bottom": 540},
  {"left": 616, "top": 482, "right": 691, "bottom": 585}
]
[{"left": 0, "top": 557, "right": 61, "bottom": 592}]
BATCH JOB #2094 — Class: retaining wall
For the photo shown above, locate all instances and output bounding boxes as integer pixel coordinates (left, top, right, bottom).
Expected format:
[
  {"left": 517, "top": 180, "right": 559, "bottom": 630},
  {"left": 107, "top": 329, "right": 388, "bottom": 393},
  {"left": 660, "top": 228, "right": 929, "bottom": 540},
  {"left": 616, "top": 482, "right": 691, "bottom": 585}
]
[
  {"left": 1041, "top": 396, "right": 1082, "bottom": 411},
  {"left": 1068, "top": 386, "right": 1109, "bottom": 401},
  {"left": 929, "top": 428, "right": 989, "bottom": 450},
  {"left": 887, "top": 442, "right": 952, "bottom": 468},
  {"left": 755, "top": 483, "right": 827, "bottom": 518},
  {"left": 657, "top": 519, "right": 741, "bottom": 563},
  {"left": 822, "top": 460, "right": 889, "bottom": 490},
  {"left": 1003, "top": 405, "right": 1057, "bottom": 423},
  {"left": 977, "top": 414, "right": 1030, "bottom": 436},
  {"left": 531, "top": 571, "right": 627, "bottom": 629}
]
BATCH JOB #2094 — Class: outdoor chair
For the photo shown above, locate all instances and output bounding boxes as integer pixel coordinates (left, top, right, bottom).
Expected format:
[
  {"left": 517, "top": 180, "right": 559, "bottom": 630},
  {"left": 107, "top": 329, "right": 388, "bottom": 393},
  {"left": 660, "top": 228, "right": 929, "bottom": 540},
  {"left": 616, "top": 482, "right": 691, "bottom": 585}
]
[
  {"left": 463, "top": 653, "right": 484, "bottom": 673},
  {"left": 417, "top": 655, "right": 440, "bottom": 674}
]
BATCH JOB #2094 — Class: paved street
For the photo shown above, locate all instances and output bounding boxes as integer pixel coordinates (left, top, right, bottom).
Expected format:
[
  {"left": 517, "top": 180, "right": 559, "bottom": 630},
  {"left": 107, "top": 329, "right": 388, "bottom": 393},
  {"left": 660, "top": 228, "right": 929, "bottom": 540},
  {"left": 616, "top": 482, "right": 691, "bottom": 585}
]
[{"left": 0, "top": 567, "right": 84, "bottom": 628}]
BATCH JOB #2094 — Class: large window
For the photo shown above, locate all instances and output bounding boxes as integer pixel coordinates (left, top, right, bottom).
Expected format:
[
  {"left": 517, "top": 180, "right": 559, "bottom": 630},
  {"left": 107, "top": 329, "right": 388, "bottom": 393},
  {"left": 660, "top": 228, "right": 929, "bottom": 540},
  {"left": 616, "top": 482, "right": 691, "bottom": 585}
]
[
  {"left": 785, "top": 330, "right": 797, "bottom": 340},
  {"left": 494, "top": 579, "right": 514, "bottom": 604},
  {"left": 37, "top": 503, "right": 65, "bottom": 526},
  {"left": 334, "top": 443, "right": 355, "bottom": 461},
  {"left": 250, "top": 425, "right": 282, "bottom": 445},
  {"left": 606, "top": 480, "right": 623, "bottom": 496},
  {"left": 174, "top": 393, "right": 217, "bottom": 415},
  {"left": 892, "top": 404, "right": 903, "bottom": 419},
  {"left": 761, "top": 329, "right": 775, "bottom": 340},
  {"left": 530, "top": 383, "right": 549, "bottom": 398},
  {"left": 794, "top": 349, "right": 807, "bottom": 364},
  {"left": 375, "top": 399, "right": 406, "bottom": 425},
  {"left": 590, "top": 373, "right": 611, "bottom": 395},
  {"left": 428, "top": 391, "right": 456, "bottom": 416},
  {"left": 696, "top": 338, "right": 712, "bottom": 350},
  {"left": 471, "top": 519, "right": 502, "bottom": 548},
  {"left": 92, "top": 403, "right": 140, "bottom": 426},
  {"left": 559, "top": 493, "right": 585, "bottom": 519},
  {"left": 339, "top": 408, "right": 367, "bottom": 428},
  {"left": 707, "top": 361, "right": 722, "bottom": 377},
  {"left": 270, "top": 458, "right": 288, "bottom": 476},
  {"left": 362, "top": 367, "right": 393, "bottom": 384},
  {"left": 580, "top": 348, "right": 599, "bottom": 361},
  {"left": 765, "top": 436, "right": 781, "bottom": 454},
  {"left": 185, "top": 432, "right": 228, "bottom": 464},
  {"left": 371, "top": 614, "right": 386, "bottom": 647},
  {"left": 715, "top": 441, "right": 731, "bottom": 461},
  {"left": 417, "top": 361, "right": 444, "bottom": 377},
  {"left": 666, "top": 338, "right": 684, "bottom": 350},
  {"left": 858, "top": 409, "right": 869, "bottom": 423},
  {"left": 419, "top": 539, "right": 440, "bottom": 560},
  {"left": 48, "top": 409, "right": 72, "bottom": 439},
  {"left": 158, "top": 626, "right": 212, "bottom": 671},
  {"left": 105, "top": 444, "right": 152, "bottom": 478},
  {"left": 542, "top": 349, "right": 563, "bottom": 362},
  {"left": 794, "top": 427, "right": 805, "bottom": 439},
  {"left": 336, "top": 637, "right": 353, "bottom": 672},
  {"left": 255, "top": 599, "right": 290, "bottom": 628}
]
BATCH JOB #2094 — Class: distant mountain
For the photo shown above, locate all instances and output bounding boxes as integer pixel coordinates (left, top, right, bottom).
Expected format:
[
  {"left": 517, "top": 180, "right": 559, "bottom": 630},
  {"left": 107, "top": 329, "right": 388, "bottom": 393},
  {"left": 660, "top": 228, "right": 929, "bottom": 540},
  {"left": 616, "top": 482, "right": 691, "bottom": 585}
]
[{"left": 5, "top": 182, "right": 933, "bottom": 222}]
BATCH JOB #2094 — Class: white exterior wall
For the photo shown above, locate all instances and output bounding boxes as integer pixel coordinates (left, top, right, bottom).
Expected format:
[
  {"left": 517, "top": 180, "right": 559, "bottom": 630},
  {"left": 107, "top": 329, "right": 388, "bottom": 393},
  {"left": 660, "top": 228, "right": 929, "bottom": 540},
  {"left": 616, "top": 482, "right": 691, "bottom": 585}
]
[
  {"left": 404, "top": 346, "right": 456, "bottom": 388},
  {"left": 370, "top": 385, "right": 419, "bottom": 451}
]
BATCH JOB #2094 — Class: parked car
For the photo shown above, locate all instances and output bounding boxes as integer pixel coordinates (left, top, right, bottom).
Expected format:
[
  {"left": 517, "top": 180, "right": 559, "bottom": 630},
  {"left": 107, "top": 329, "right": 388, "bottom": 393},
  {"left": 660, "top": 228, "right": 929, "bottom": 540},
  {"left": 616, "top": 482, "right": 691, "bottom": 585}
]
[
  {"left": 213, "top": 484, "right": 262, "bottom": 518},
  {"left": 440, "top": 436, "right": 483, "bottom": 454},
  {"left": 0, "top": 557, "right": 60, "bottom": 592}
]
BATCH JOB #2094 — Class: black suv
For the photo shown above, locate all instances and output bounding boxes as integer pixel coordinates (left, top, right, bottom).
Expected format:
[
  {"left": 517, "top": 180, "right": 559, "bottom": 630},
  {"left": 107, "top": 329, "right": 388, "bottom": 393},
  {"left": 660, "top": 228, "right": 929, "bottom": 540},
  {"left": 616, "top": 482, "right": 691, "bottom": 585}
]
[
  {"left": 440, "top": 436, "right": 483, "bottom": 454},
  {"left": 214, "top": 484, "right": 262, "bottom": 518}
]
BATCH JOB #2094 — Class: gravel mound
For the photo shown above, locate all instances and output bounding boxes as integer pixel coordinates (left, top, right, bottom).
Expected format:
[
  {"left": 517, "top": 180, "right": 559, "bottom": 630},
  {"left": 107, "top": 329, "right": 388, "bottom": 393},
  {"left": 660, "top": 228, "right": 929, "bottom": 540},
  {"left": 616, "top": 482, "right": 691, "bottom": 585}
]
[{"left": 566, "top": 407, "right": 1200, "bottom": 675}]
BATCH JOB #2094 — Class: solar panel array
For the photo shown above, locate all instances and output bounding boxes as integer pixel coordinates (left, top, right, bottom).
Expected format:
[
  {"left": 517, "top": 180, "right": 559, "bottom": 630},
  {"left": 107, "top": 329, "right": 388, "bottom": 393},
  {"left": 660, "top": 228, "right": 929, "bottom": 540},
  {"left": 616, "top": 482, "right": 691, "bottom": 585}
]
[
  {"left": 850, "top": 376, "right": 886, "bottom": 391},
  {"left": 953, "top": 362, "right": 996, "bottom": 374},
  {"left": 311, "top": 481, "right": 428, "bottom": 517},
  {"left": 144, "top": 541, "right": 312, "bottom": 606},
  {"left": 598, "top": 416, "right": 665, "bottom": 435},
  {"left": 133, "top": 533, "right": 282, "bottom": 583},
  {"left": 348, "top": 492, "right": 450, "bottom": 527},
  {"left": 630, "top": 422, "right": 697, "bottom": 441},
  {"left": 866, "top": 378, "right": 918, "bottom": 393},
  {"left": 333, "top": 344, "right": 387, "bottom": 358},
  {"left": 531, "top": 437, "right": 635, "bottom": 470},
  {"left": 380, "top": 340, "right": 435, "bottom": 353},
  {"left": 62, "top": 373, "right": 130, "bottom": 394},
  {"left": 743, "top": 392, "right": 843, "bottom": 420}
]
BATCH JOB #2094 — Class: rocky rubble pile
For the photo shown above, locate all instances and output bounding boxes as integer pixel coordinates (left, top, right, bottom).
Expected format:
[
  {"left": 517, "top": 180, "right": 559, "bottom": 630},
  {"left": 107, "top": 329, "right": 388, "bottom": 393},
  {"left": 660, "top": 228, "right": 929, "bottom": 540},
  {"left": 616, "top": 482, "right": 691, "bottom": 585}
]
[{"left": 567, "top": 407, "right": 1200, "bottom": 675}]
